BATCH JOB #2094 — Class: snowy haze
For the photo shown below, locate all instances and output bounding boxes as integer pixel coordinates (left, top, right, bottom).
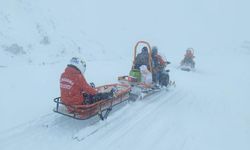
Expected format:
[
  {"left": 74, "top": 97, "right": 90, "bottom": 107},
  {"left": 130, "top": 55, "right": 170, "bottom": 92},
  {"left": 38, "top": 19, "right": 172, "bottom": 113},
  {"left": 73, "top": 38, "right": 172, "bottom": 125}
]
[{"left": 0, "top": 0, "right": 250, "bottom": 150}]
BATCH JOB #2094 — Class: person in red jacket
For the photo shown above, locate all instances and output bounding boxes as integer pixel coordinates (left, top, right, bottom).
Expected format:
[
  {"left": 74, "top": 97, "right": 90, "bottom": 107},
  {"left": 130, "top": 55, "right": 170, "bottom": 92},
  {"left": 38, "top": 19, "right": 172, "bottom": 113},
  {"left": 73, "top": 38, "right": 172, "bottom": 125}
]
[
  {"left": 60, "top": 57, "right": 114, "bottom": 106},
  {"left": 151, "top": 46, "right": 170, "bottom": 84}
]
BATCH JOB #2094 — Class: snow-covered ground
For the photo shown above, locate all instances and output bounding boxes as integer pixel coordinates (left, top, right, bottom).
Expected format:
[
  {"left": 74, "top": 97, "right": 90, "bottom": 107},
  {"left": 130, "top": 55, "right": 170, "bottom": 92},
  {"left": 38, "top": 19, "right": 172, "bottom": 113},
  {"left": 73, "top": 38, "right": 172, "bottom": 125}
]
[{"left": 1, "top": 0, "right": 250, "bottom": 150}]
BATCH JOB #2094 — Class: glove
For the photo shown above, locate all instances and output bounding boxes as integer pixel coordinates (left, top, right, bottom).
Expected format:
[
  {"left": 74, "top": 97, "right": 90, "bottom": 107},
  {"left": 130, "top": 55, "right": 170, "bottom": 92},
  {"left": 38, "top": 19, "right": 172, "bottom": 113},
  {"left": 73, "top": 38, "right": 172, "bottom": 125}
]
[
  {"left": 110, "top": 87, "right": 118, "bottom": 98},
  {"left": 90, "top": 82, "right": 95, "bottom": 88}
]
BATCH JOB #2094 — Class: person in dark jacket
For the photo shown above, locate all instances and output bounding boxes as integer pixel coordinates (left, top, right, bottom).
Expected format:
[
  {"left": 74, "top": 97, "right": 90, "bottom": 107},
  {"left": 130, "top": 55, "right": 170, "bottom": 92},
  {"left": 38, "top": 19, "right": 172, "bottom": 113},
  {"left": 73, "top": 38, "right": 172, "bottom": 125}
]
[{"left": 134, "top": 47, "right": 149, "bottom": 69}]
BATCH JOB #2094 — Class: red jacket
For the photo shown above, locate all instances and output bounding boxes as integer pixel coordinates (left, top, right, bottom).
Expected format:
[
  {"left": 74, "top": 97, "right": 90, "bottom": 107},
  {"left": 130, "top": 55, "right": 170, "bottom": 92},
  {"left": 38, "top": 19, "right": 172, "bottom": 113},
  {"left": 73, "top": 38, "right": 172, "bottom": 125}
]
[
  {"left": 156, "top": 54, "right": 166, "bottom": 66},
  {"left": 60, "top": 66, "right": 97, "bottom": 105}
]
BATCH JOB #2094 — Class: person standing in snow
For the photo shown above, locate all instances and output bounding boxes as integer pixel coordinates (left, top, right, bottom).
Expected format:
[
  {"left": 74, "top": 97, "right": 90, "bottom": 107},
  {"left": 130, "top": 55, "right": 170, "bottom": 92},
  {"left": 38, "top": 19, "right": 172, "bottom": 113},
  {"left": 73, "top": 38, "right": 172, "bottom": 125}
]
[{"left": 60, "top": 57, "right": 114, "bottom": 107}]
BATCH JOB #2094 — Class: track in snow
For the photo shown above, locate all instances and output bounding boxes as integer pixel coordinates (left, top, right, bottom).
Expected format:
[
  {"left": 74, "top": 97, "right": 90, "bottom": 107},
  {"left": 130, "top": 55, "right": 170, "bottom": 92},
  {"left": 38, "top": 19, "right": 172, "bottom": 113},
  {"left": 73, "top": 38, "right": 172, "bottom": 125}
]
[{"left": 0, "top": 87, "right": 184, "bottom": 149}]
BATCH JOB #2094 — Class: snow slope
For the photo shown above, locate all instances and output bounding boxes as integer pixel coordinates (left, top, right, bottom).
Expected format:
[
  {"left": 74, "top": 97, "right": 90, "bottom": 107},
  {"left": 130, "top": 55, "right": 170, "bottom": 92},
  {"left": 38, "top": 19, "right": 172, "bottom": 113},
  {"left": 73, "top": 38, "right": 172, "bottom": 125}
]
[
  {"left": 1, "top": 0, "right": 250, "bottom": 150},
  {"left": 1, "top": 49, "right": 250, "bottom": 150}
]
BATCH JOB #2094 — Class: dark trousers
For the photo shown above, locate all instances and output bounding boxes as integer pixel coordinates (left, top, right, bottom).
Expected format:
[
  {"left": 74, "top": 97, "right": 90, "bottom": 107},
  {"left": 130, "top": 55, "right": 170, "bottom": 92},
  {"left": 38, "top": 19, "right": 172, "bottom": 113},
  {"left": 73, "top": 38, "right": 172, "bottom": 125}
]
[{"left": 83, "top": 92, "right": 112, "bottom": 105}]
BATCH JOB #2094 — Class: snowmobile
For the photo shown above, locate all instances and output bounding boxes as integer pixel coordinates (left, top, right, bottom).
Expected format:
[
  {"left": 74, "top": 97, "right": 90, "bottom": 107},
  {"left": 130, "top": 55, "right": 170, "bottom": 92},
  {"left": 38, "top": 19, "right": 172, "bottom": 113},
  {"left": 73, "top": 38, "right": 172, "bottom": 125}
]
[
  {"left": 180, "top": 49, "right": 195, "bottom": 72},
  {"left": 53, "top": 84, "right": 131, "bottom": 120},
  {"left": 118, "top": 41, "right": 175, "bottom": 99},
  {"left": 180, "top": 61, "right": 195, "bottom": 72}
]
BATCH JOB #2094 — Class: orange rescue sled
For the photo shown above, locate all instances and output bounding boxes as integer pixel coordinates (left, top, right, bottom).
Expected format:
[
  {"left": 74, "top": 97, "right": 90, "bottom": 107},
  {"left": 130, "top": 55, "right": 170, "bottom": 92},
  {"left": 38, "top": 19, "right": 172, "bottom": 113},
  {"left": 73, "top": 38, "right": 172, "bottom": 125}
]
[{"left": 53, "top": 84, "right": 131, "bottom": 120}]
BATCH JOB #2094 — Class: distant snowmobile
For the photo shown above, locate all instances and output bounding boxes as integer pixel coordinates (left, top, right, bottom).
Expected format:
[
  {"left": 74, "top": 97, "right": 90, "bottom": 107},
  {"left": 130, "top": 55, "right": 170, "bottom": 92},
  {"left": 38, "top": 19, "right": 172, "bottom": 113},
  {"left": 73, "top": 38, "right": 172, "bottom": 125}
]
[{"left": 180, "top": 48, "right": 195, "bottom": 72}]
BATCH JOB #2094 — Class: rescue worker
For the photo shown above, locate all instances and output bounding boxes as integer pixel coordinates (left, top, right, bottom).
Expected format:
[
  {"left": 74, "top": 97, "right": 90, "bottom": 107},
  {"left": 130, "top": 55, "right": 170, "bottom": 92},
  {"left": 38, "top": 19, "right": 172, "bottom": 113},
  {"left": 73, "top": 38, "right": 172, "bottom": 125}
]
[
  {"left": 134, "top": 46, "right": 149, "bottom": 69},
  {"left": 181, "top": 48, "right": 195, "bottom": 68},
  {"left": 151, "top": 46, "right": 169, "bottom": 84},
  {"left": 60, "top": 57, "right": 114, "bottom": 107}
]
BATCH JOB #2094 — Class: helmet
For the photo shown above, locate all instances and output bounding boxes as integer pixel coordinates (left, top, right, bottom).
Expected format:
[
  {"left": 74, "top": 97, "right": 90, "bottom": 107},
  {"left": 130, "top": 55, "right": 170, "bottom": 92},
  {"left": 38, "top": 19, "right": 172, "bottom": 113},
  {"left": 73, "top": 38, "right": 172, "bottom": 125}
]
[
  {"left": 69, "top": 57, "right": 86, "bottom": 74},
  {"left": 186, "top": 48, "right": 193, "bottom": 54},
  {"left": 152, "top": 46, "right": 158, "bottom": 55}
]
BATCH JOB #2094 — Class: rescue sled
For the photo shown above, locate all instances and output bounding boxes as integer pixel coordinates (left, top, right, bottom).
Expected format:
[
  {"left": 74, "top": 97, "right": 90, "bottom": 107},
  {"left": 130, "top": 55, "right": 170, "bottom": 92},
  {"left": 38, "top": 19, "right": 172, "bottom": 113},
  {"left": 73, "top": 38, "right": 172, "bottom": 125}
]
[
  {"left": 118, "top": 41, "right": 174, "bottom": 99},
  {"left": 53, "top": 84, "right": 131, "bottom": 120}
]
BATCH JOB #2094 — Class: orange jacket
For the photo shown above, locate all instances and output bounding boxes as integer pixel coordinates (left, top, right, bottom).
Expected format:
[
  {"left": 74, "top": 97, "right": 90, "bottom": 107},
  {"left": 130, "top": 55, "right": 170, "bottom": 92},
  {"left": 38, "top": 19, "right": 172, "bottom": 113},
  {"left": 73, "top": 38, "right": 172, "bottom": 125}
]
[
  {"left": 156, "top": 54, "right": 166, "bottom": 65},
  {"left": 60, "top": 66, "right": 97, "bottom": 105}
]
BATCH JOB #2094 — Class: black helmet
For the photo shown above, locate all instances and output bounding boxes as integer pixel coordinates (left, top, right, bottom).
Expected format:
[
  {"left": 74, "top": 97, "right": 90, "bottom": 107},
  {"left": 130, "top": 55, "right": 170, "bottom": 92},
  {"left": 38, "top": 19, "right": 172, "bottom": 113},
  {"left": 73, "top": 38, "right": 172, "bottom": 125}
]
[
  {"left": 142, "top": 46, "right": 148, "bottom": 53},
  {"left": 152, "top": 46, "right": 158, "bottom": 55}
]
